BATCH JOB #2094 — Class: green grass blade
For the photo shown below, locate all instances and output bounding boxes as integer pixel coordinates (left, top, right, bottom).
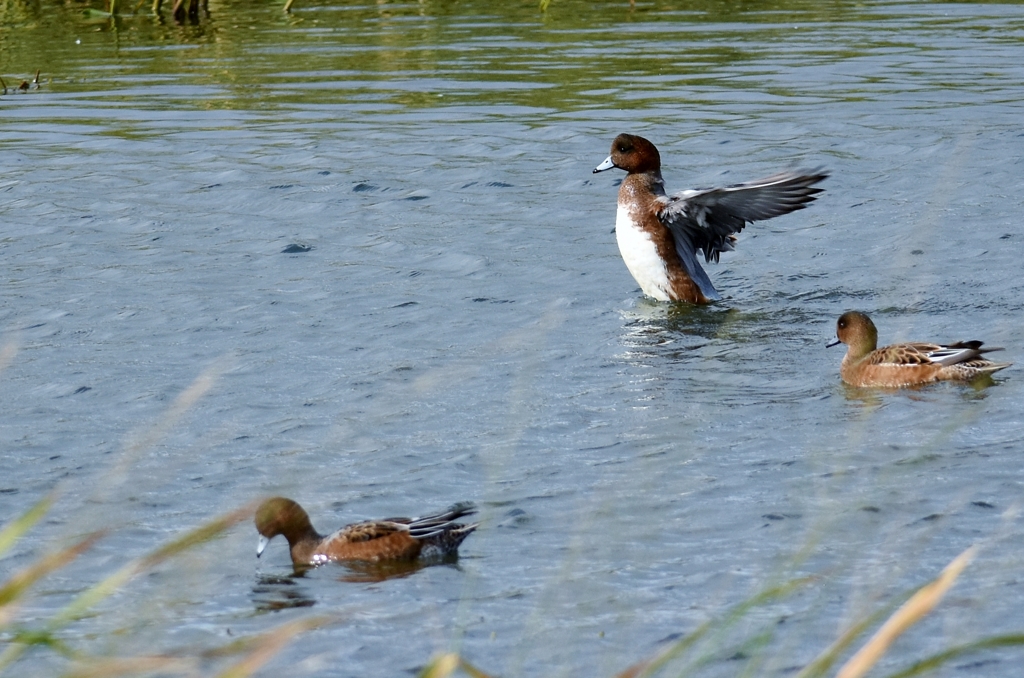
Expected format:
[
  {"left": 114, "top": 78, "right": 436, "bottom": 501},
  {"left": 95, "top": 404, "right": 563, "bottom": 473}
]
[
  {"left": 883, "top": 634, "right": 1024, "bottom": 678},
  {"left": 419, "top": 653, "right": 497, "bottom": 678},
  {"left": 616, "top": 576, "right": 815, "bottom": 678},
  {"left": 0, "top": 505, "right": 252, "bottom": 672},
  {"left": 837, "top": 547, "right": 975, "bottom": 678},
  {"left": 58, "top": 616, "right": 332, "bottom": 677},
  {"left": 55, "top": 505, "right": 253, "bottom": 627},
  {"left": 0, "top": 493, "right": 55, "bottom": 559},
  {"left": 734, "top": 625, "right": 781, "bottom": 678},
  {"left": 60, "top": 655, "right": 192, "bottom": 677},
  {"left": 214, "top": 616, "right": 331, "bottom": 678},
  {"left": 0, "top": 533, "right": 103, "bottom": 612},
  {"left": 794, "top": 600, "right": 906, "bottom": 678}
]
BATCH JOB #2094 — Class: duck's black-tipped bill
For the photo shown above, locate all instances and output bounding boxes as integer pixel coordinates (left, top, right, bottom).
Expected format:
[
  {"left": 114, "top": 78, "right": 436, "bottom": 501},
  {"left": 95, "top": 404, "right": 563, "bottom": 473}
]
[{"left": 593, "top": 156, "right": 615, "bottom": 173}]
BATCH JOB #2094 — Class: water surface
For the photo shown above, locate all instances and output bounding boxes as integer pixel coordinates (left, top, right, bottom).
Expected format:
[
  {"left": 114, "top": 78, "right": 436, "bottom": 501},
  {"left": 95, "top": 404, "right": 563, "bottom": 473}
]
[{"left": 2, "top": 0, "right": 1024, "bottom": 675}]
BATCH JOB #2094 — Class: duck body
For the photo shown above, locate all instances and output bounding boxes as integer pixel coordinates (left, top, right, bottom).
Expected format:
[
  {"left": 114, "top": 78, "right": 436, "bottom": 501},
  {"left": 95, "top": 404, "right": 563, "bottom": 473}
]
[
  {"left": 595, "top": 133, "right": 827, "bottom": 303},
  {"left": 828, "top": 311, "right": 1011, "bottom": 388},
  {"left": 614, "top": 170, "right": 710, "bottom": 303},
  {"left": 255, "top": 497, "right": 478, "bottom": 568}
]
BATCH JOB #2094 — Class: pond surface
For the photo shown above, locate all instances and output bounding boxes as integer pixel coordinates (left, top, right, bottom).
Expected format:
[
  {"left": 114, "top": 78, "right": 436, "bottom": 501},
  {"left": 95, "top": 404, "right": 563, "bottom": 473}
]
[{"left": 2, "top": 0, "right": 1024, "bottom": 675}]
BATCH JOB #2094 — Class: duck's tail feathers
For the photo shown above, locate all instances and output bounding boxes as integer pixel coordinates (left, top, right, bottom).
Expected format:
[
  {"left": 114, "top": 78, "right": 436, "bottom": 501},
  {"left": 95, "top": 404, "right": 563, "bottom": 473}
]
[
  {"left": 932, "top": 341, "right": 1005, "bottom": 367},
  {"left": 407, "top": 502, "right": 477, "bottom": 539},
  {"left": 972, "top": 360, "right": 1012, "bottom": 374}
]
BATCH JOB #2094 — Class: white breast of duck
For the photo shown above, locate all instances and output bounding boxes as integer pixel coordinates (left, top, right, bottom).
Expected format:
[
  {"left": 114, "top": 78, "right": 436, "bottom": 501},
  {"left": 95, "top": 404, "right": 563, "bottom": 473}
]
[{"left": 614, "top": 202, "right": 673, "bottom": 302}]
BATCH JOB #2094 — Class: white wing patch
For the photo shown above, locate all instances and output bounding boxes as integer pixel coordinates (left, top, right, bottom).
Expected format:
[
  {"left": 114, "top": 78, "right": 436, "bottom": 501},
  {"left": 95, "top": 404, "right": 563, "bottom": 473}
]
[{"left": 926, "top": 347, "right": 974, "bottom": 364}]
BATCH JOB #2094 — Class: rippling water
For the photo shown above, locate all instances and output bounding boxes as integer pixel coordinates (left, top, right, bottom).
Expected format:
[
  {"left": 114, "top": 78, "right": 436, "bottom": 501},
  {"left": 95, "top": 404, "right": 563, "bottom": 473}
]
[{"left": 2, "top": 0, "right": 1024, "bottom": 675}]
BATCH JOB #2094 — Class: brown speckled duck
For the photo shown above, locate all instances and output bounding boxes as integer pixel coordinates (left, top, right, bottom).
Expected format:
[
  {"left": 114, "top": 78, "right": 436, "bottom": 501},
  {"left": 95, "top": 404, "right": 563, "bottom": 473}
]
[
  {"left": 255, "top": 497, "right": 478, "bottom": 568},
  {"left": 827, "top": 311, "right": 1011, "bottom": 388}
]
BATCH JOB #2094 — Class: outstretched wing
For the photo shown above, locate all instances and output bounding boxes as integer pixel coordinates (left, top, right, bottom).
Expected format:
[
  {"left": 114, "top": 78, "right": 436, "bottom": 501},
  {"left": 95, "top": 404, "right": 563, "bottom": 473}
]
[{"left": 656, "top": 169, "right": 828, "bottom": 265}]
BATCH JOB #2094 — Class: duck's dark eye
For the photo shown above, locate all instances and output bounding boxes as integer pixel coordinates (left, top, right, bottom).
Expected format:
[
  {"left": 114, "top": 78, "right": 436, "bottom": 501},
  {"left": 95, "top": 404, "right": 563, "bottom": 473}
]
[
  {"left": 838, "top": 320, "right": 847, "bottom": 329},
  {"left": 617, "top": 143, "right": 630, "bottom": 152}
]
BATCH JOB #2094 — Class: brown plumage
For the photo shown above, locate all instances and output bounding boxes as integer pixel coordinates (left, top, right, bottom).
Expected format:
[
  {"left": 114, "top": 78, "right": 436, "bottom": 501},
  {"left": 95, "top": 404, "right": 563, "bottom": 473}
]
[
  {"left": 594, "top": 133, "right": 827, "bottom": 303},
  {"left": 827, "top": 311, "right": 1011, "bottom": 388},
  {"left": 255, "top": 497, "right": 478, "bottom": 568}
]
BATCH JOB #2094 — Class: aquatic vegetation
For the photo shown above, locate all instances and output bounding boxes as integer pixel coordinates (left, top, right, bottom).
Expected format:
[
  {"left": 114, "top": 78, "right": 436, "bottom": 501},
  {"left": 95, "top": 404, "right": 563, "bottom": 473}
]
[{"left": 0, "top": 71, "right": 39, "bottom": 95}]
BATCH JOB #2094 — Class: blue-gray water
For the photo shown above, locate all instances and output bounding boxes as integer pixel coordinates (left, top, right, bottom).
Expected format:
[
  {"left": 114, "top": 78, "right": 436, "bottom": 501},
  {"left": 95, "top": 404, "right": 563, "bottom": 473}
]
[{"left": 2, "top": 0, "right": 1024, "bottom": 675}]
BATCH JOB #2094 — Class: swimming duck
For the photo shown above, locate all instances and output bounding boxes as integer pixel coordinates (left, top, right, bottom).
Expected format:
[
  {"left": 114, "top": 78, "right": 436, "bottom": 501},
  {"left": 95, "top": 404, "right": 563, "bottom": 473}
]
[
  {"left": 827, "top": 311, "right": 1011, "bottom": 387},
  {"left": 255, "top": 497, "right": 478, "bottom": 568}
]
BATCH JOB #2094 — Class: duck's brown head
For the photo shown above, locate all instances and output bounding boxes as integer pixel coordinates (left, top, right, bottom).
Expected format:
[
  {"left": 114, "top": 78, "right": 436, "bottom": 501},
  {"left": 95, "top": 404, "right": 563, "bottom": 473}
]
[
  {"left": 255, "top": 497, "right": 317, "bottom": 556},
  {"left": 594, "top": 133, "right": 662, "bottom": 175},
  {"left": 828, "top": 311, "right": 878, "bottom": 359}
]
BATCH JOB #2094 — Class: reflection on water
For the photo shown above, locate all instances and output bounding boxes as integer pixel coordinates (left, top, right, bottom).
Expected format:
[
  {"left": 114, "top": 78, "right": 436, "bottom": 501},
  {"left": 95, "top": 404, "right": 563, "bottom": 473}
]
[
  {"left": 335, "top": 557, "right": 461, "bottom": 584},
  {"left": 252, "top": 558, "right": 462, "bottom": 611},
  {"left": 623, "top": 300, "right": 742, "bottom": 338},
  {"left": 839, "top": 374, "right": 1000, "bottom": 405},
  {"left": 620, "top": 301, "right": 782, "bottom": 348},
  {"left": 4, "top": 0, "right": 1019, "bottom": 114},
  {"left": 252, "top": 574, "right": 317, "bottom": 612}
]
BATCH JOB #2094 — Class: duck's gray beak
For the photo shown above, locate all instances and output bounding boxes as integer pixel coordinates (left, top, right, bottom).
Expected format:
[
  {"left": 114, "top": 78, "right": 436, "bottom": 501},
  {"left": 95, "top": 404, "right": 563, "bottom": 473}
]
[
  {"left": 593, "top": 156, "right": 615, "bottom": 173},
  {"left": 826, "top": 337, "right": 841, "bottom": 348},
  {"left": 257, "top": 535, "right": 270, "bottom": 558}
]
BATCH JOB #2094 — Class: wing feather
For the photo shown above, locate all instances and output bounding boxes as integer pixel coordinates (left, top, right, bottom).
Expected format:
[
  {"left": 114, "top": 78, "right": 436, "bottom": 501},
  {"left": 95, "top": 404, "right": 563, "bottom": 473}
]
[
  {"left": 657, "top": 169, "right": 828, "bottom": 264},
  {"left": 407, "top": 502, "right": 477, "bottom": 539},
  {"left": 333, "top": 521, "right": 407, "bottom": 544},
  {"left": 333, "top": 503, "right": 478, "bottom": 543},
  {"left": 868, "top": 341, "right": 1002, "bottom": 367}
]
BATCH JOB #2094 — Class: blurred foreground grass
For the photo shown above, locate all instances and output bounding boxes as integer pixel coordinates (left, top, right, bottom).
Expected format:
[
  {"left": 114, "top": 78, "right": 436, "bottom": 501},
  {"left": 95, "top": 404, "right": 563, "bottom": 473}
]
[
  {"left": 4, "top": 496, "right": 1021, "bottom": 678},
  {"left": 2, "top": 314, "right": 1022, "bottom": 676},
  {"left": 0, "top": 493, "right": 331, "bottom": 676},
  {"left": 1, "top": 349, "right": 1022, "bottom": 677},
  {"left": 420, "top": 545, "right": 1024, "bottom": 678}
]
